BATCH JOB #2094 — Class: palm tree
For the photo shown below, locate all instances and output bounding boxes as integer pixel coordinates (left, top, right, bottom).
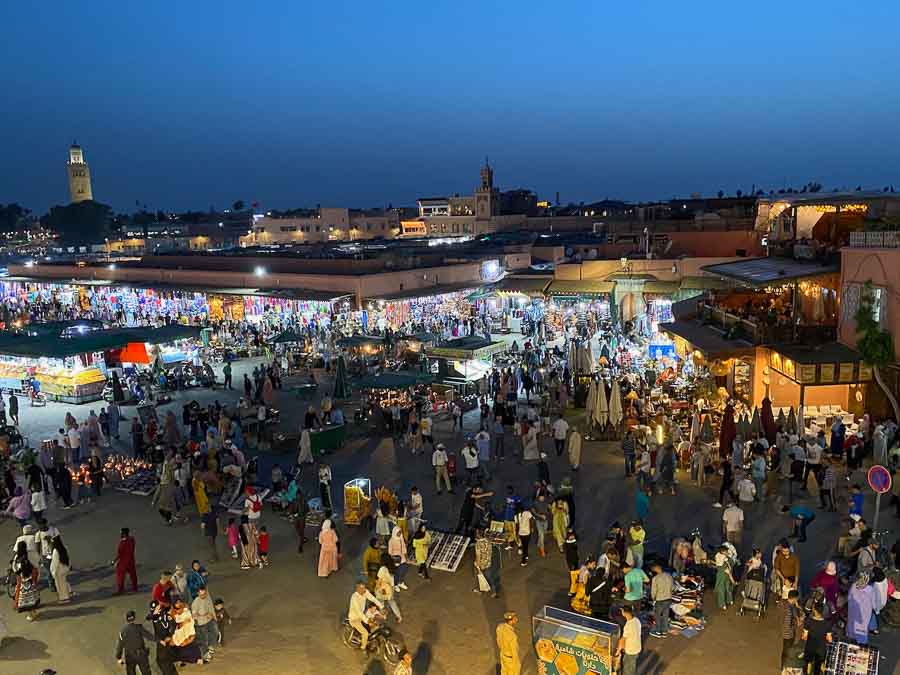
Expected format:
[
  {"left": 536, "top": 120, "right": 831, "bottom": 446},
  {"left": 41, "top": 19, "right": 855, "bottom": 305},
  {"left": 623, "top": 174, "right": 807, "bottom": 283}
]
[{"left": 856, "top": 283, "right": 900, "bottom": 422}]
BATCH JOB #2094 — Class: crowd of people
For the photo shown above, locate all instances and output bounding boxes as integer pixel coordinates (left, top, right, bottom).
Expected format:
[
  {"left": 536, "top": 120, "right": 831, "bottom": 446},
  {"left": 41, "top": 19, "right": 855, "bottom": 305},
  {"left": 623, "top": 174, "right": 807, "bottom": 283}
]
[{"left": 2, "top": 309, "right": 900, "bottom": 675}]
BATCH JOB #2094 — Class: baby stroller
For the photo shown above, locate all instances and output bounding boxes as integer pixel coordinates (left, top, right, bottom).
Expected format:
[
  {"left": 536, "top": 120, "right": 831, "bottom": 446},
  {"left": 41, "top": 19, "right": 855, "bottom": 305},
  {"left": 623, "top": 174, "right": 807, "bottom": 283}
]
[{"left": 738, "top": 570, "right": 767, "bottom": 619}]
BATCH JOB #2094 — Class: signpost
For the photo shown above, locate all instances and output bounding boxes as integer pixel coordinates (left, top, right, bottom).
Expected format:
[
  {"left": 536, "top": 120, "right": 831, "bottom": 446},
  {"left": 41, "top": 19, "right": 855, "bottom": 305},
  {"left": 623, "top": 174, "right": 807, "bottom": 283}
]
[{"left": 867, "top": 465, "right": 892, "bottom": 532}]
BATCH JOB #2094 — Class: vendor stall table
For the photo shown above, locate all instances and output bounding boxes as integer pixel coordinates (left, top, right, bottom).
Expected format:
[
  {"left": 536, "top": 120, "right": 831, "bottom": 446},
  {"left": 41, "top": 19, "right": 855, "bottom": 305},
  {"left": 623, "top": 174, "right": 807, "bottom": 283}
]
[
  {"left": 824, "top": 641, "right": 879, "bottom": 675},
  {"left": 310, "top": 423, "right": 346, "bottom": 454},
  {"left": 532, "top": 606, "right": 619, "bottom": 675}
]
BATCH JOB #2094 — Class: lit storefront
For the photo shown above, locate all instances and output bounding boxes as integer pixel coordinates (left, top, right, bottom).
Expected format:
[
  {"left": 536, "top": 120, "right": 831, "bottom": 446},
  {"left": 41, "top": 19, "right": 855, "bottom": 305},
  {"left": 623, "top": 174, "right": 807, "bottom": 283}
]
[{"left": 363, "top": 283, "right": 480, "bottom": 332}]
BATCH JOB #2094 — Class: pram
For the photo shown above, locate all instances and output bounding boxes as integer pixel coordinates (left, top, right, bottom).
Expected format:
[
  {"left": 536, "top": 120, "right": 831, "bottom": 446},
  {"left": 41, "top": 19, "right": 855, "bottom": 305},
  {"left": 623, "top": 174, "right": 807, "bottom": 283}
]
[{"left": 738, "top": 574, "right": 767, "bottom": 619}]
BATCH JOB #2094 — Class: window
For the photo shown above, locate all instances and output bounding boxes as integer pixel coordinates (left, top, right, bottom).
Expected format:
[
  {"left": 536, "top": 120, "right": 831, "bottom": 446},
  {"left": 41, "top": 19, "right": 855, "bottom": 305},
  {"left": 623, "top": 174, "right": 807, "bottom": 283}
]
[
  {"left": 452, "top": 223, "right": 459, "bottom": 233},
  {"left": 315, "top": 225, "right": 320, "bottom": 232},
  {"left": 871, "top": 286, "right": 885, "bottom": 325},
  {"left": 367, "top": 223, "right": 371, "bottom": 230},
  {"left": 280, "top": 226, "right": 297, "bottom": 232}
]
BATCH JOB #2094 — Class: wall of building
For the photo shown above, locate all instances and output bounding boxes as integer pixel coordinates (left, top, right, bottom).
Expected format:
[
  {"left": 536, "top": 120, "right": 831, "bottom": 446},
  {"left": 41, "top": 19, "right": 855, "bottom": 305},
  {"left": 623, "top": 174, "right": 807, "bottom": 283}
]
[
  {"left": 554, "top": 256, "right": 744, "bottom": 282},
  {"left": 839, "top": 247, "right": 900, "bottom": 360},
  {"left": 243, "top": 209, "right": 401, "bottom": 245}
]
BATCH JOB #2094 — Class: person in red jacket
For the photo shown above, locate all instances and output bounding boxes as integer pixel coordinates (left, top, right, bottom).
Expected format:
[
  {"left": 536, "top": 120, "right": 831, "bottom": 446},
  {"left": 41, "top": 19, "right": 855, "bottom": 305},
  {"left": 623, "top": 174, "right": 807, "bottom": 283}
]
[{"left": 113, "top": 527, "right": 138, "bottom": 594}]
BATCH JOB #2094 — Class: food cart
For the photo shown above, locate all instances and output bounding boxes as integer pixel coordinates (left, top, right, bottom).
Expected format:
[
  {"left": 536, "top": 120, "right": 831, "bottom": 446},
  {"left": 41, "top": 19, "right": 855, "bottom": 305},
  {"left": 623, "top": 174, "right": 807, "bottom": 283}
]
[
  {"left": 532, "top": 606, "right": 620, "bottom": 675},
  {"left": 343, "top": 477, "right": 372, "bottom": 526}
]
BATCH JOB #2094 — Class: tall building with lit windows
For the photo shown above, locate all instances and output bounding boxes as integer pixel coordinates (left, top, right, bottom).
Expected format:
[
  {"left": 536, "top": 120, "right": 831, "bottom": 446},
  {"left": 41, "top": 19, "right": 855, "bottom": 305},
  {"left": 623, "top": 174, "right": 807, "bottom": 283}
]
[{"left": 66, "top": 142, "right": 93, "bottom": 203}]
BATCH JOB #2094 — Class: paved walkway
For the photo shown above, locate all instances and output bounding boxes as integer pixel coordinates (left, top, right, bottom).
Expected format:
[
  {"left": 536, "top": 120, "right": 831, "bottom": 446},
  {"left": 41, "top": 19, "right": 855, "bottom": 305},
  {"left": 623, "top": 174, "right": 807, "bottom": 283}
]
[{"left": 0, "top": 355, "right": 896, "bottom": 674}]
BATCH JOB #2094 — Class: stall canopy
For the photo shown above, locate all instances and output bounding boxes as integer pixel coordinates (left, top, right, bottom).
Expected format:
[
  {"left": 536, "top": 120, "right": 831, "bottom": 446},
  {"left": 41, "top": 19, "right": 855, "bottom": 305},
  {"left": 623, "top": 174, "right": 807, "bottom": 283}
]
[
  {"left": 0, "top": 324, "right": 201, "bottom": 359},
  {"left": 397, "top": 332, "right": 438, "bottom": 345},
  {"left": 659, "top": 319, "right": 753, "bottom": 358},
  {"left": 546, "top": 279, "right": 615, "bottom": 298},
  {"left": 679, "top": 276, "right": 735, "bottom": 291},
  {"left": 352, "top": 371, "right": 434, "bottom": 390},
  {"left": 337, "top": 335, "right": 385, "bottom": 349},
  {"left": 273, "top": 329, "right": 306, "bottom": 344},
  {"left": 700, "top": 257, "right": 840, "bottom": 288},
  {"left": 493, "top": 277, "right": 552, "bottom": 297},
  {"left": 425, "top": 336, "right": 507, "bottom": 361}
]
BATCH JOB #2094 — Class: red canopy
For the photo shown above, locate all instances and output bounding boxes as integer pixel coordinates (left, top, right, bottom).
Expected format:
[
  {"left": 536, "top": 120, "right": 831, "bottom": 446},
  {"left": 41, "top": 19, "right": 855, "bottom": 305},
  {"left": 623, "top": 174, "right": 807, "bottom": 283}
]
[
  {"left": 119, "top": 342, "right": 149, "bottom": 364},
  {"left": 719, "top": 403, "right": 736, "bottom": 457}
]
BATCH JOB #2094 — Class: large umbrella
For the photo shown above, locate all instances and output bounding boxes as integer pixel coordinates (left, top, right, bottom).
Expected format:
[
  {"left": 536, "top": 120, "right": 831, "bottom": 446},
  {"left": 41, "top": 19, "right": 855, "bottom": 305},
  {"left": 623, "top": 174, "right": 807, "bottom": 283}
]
[
  {"left": 609, "top": 379, "right": 624, "bottom": 428},
  {"left": 333, "top": 355, "right": 350, "bottom": 399},
  {"left": 719, "top": 403, "right": 736, "bottom": 457},
  {"left": 786, "top": 407, "right": 798, "bottom": 435},
  {"left": 700, "top": 414, "right": 714, "bottom": 443},
  {"left": 750, "top": 407, "right": 762, "bottom": 435},
  {"left": 739, "top": 412, "right": 751, "bottom": 440},
  {"left": 578, "top": 343, "right": 593, "bottom": 373},
  {"left": 586, "top": 379, "right": 598, "bottom": 425},
  {"left": 594, "top": 379, "right": 609, "bottom": 428},
  {"left": 776, "top": 407, "right": 787, "bottom": 430},
  {"left": 689, "top": 412, "right": 701, "bottom": 444},
  {"left": 568, "top": 341, "right": 578, "bottom": 373},
  {"left": 761, "top": 397, "right": 777, "bottom": 444}
]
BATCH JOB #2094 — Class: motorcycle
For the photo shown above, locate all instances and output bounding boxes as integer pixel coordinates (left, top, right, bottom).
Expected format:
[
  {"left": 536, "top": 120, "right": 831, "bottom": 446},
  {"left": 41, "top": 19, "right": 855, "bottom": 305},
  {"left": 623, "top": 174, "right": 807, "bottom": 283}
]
[{"left": 340, "top": 612, "right": 402, "bottom": 666}]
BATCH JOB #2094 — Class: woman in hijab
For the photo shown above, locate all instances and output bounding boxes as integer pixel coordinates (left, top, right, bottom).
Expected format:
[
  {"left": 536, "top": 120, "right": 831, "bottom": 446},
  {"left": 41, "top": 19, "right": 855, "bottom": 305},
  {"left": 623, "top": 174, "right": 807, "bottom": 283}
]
[
  {"left": 238, "top": 514, "right": 260, "bottom": 570},
  {"left": 50, "top": 535, "right": 73, "bottom": 603},
  {"left": 847, "top": 572, "right": 876, "bottom": 645},
  {"left": 317, "top": 519, "right": 339, "bottom": 577},
  {"left": 830, "top": 416, "right": 846, "bottom": 458},
  {"left": 810, "top": 561, "right": 841, "bottom": 612},
  {"left": 387, "top": 526, "right": 409, "bottom": 590},
  {"left": 13, "top": 543, "right": 40, "bottom": 621},
  {"left": 297, "top": 429, "right": 314, "bottom": 466},
  {"left": 412, "top": 524, "right": 432, "bottom": 580}
]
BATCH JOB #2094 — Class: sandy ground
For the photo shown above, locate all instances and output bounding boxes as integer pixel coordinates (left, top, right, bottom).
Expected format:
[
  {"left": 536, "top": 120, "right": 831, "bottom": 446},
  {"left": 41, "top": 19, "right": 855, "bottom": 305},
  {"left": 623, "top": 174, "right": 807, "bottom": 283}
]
[{"left": 0, "top": 353, "right": 897, "bottom": 675}]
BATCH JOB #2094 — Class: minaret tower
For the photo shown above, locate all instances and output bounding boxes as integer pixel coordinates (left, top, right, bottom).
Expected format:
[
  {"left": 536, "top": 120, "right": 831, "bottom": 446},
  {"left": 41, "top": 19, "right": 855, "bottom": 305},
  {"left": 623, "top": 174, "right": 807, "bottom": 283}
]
[
  {"left": 67, "top": 142, "right": 93, "bottom": 203},
  {"left": 475, "top": 157, "right": 496, "bottom": 221}
]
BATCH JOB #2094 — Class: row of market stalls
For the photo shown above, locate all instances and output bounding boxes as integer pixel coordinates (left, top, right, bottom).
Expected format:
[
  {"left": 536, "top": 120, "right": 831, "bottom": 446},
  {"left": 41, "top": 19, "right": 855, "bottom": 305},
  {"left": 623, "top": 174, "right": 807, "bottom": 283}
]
[
  {"left": 474, "top": 274, "right": 734, "bottom": 341},
  {"left": 0, "top": 321, "right": 201, "bottom": 403}
]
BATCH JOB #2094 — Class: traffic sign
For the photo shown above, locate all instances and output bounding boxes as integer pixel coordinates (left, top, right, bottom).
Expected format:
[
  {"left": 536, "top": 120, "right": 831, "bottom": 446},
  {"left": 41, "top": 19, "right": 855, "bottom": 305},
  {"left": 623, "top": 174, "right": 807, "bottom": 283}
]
[{"left": 867, "top": 465, "right": 892, "bottom": 494}]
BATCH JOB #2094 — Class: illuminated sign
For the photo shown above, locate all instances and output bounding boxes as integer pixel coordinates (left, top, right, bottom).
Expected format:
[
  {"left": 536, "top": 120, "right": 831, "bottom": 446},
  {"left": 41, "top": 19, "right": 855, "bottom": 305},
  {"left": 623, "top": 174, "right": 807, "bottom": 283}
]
[{"left": 400, "top": 220, "right": 427, "bottom": 236}]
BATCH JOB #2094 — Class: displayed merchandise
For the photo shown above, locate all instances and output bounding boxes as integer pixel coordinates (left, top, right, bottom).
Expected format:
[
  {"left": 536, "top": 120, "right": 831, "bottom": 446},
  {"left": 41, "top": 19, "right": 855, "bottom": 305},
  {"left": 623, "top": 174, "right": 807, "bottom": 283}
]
[
  {"left": 825, "top": 641, "right": 879, "bottom": 675},
  {"left": 425, "top": 530, "right": 469, "bottom": 572}
]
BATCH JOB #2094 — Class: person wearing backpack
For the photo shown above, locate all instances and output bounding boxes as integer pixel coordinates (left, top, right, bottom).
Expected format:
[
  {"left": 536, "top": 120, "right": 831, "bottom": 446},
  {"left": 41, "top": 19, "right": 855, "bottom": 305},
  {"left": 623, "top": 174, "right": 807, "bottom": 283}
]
[{"left": 244, "top": 486, "right": 263, "bottom": 527}]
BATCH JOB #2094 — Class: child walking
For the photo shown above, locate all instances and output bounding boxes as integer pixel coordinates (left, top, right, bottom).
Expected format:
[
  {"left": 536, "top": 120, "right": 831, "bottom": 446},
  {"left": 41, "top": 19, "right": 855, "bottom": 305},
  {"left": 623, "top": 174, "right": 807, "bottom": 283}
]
[
  {"left": 214, "top": 598, "right": 232, "bottom": 646},
  {"left": 258, "top": 526, "right": 270, "bottom": 566},
  {"left": 226, "top": 518, "right": 239, "bottom": 559}
]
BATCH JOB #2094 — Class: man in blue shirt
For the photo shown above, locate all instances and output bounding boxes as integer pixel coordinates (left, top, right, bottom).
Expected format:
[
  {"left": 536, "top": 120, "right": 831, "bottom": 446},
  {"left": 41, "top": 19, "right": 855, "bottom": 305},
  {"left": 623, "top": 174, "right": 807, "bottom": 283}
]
[
  {"left": 789, "top": 504, "right": 816, "bottom": 543},
  {"left": 503, "top": 485, "right": 521, "bottom": 550}
]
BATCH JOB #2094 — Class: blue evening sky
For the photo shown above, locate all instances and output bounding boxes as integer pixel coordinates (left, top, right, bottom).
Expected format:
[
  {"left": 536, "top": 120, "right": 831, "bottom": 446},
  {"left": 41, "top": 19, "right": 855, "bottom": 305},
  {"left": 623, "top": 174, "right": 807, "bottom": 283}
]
[{"left": 2, "top": 1, "right": 898, "bottom": 213}]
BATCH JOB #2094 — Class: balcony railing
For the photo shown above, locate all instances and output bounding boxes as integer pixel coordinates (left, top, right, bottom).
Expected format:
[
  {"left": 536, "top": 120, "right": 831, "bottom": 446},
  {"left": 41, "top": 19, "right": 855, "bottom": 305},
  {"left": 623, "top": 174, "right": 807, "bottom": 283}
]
[
  {"left": 848, "top": 231, "right": 900, "bottom": 248},
  {"left": 698, "top": 302, "right": 835, "bottom": 345}
]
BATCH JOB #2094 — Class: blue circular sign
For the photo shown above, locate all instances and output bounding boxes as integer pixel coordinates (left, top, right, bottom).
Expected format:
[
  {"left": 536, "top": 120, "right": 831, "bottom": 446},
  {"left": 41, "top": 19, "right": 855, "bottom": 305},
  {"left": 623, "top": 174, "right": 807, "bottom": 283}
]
[{"left": 867, "top": 465, "right": 892, "bottom": 494}]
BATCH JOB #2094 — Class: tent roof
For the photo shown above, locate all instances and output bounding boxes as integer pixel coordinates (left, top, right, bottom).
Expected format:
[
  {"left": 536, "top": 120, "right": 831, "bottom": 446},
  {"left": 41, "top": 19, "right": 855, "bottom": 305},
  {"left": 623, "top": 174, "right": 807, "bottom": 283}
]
[
  {"left": 337, "top": 334, "right": 385, "bottom": 348},
  {"left": 701, "top": 257, "right": 839, "bottom": 287},
  {"left": 0, "top": 324, "right": 201, "bottom": 359},
  {"left": 352, "top": 371, "right": 434, "bottom": 390},
  {"left": 546, "top": 279, "right": 614, "bottom": 297}
]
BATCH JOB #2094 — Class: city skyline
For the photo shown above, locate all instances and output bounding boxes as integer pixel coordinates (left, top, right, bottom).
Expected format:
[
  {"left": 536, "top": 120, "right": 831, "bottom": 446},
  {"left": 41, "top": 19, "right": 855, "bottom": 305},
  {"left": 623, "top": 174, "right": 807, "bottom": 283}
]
[{"left": 2, "top": 2, "right": 899, "bottom": 213}]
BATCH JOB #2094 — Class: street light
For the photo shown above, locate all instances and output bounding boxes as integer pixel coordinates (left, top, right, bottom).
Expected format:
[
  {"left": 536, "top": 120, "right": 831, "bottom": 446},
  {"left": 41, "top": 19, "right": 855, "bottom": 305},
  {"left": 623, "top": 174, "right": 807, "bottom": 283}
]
[{"left": 255, "top": 266, "right": 266, "bottom": 277}]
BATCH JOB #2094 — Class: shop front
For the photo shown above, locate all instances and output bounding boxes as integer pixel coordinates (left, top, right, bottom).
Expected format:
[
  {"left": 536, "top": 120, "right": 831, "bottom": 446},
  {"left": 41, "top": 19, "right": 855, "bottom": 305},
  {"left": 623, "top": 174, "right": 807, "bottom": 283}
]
[
  {"left": 363, "top": 282, "right": 481, "bottom": 333},
  {"left": 475, "top": 277, "right": 551, "bottom": 335},
  {"left": 544, "top": 280, "right": 614, "bottom": 340},
  {"left": 765, "top": 343, "right": 868, "bottom": 432}
]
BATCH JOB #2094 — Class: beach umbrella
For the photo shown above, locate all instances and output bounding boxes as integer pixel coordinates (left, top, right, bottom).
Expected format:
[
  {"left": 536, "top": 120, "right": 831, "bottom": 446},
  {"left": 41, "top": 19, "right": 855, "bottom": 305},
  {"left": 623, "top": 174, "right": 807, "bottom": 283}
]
[
  {"left": 750, "top": 407, "right": 761, "bottom": 435},
  {"left": 700, "top": 414, "right": 714, "bottom": 443},
  {"left": 719, "top": 403, "right": 736, "bottom": 457},
  {"left": 689, "top": 412, "right": 701, "bottom": 444},
  {"left": 594, "top": 379, "right": 609, "bottom": 428},
  {"left": 578, "top": 343, "right": 593, "bottom": 373},
  {"left": 776, "top": 408, "right": 787, "bottom": 430},
  {"left": 568, "top": 341, "right": 578, "bottom": 373},
  {"left": 787, "top": 407, "right": 798, "bottom": 435},
  {"left": 761, "top": 397, "right": 777, "bottom": 445},
  {"left": 609, "top": 379, "right": 624, "bottom": 428},
  {"left": 333, "top": 355, "right": 350, "bottom": 399}
]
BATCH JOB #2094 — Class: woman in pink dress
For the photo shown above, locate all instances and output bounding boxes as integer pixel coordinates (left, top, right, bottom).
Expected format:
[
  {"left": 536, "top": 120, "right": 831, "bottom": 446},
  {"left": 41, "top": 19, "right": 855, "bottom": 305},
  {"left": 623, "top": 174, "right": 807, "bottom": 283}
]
[{"left": 317, "top": 519, "right": 339, "bottom": 577}]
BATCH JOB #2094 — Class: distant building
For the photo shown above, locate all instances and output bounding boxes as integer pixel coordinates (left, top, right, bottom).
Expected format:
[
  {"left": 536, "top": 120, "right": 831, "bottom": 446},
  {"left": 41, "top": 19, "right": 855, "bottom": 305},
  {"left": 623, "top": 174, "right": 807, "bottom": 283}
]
[
  {"left": 241, "top": 207, "right": 401, "bottom": 246},
  {"left": 66, "top": 143, "right": 93, "bottom": 203}
]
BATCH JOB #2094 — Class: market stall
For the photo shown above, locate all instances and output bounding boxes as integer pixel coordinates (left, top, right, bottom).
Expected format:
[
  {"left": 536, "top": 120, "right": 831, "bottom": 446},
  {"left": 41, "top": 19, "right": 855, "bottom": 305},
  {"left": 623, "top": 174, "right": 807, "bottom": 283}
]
[
  {"left": 532, "top": 606, "right": 619, "bottom": 675},
  {"left": 363, "top": 282, "right": 480, "bottom": 332},
  {"left": 425, "top": 336, "right": 506, "bottom": 398},
  {"left": 544, "top": 280, "right": 615, "bottom": 341},
  {"left": 343, "top": 477, "right": 372, "bottom": 526},
  {"left": 0, "top": 323, "right": 202, "bottom": 404}
]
